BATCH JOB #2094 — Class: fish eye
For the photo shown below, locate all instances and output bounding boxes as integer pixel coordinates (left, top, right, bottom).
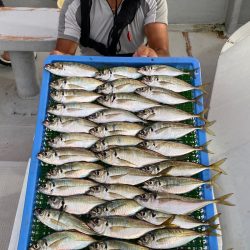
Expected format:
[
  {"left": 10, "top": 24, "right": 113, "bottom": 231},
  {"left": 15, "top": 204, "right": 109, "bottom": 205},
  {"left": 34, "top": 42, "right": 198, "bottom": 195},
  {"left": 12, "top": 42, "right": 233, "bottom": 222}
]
[
  {"left": 105, "top": 207, "right": 109, "bottom": 212},
  {"left": 152, "top": 212, "right": 157, "bottom": 217},
  {"left": 114, "top": 151, "right": 117, "bottom": 157},
  {"left": 44, "top": 152, "right": 47, "bottom": 156},
  {"left": 95, "top": 170, "right": 101, "bottom": 176},
  {"left": 149, "top": 128, "right": 153, "bottom": 132},
  {"left": 141, "top": 194, "right": 146, "bottom": 199},
  {"left": 111, "top": 94, "right": 116, "bottom": 102},
  {"left": 105, "top": 221, "right": 109, "bottom": 226},
  {"left": 47, "top": 212, "right": 50, "bottom": 217},
  {"left": 52, "top": 181, "right": 56, "bottom": 187},
  {"left": 104, "top": 126, "right": 108, "bottom": 131},
  {"left": 157, "top": 166, "right": 160, "bottom": 171}
]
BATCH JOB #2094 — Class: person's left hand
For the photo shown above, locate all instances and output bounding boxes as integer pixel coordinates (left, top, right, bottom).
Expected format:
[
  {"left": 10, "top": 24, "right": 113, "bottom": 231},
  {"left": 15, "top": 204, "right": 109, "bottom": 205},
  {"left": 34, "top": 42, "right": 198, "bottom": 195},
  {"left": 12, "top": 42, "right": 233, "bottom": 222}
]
[{"left": 133, "top": 45, "right": 158, "bottom": 57}]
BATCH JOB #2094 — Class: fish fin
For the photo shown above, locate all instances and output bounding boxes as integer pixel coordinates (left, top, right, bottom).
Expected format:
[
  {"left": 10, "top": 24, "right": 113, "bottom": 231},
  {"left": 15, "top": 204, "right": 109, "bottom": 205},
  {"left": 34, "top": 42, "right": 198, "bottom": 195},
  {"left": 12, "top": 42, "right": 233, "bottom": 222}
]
[
  {"left": 197, "top": 82, "right": 210, "bottom": 94},
  {"left": 208, "top": 173, "right": 222, "bottom": 189},
  {"left": 215, "top": 193, "right": 235, "bottom": 206},
  {"left": 197, "top": 108, "right": 209, "bottom": 123},
  {"left": 50, "top": 237, "right": 68, "bottom": 248},
  {"left": 207, "top": 213, "right": 221, "bottom": 225},
  {"left": 204, "top": 227, "right": 222, "bottom": 237},
  {"left": 209, "top": 158, "right": 227, "bottom": 175},
  {"left": 160, "top": 215, "right": 176, "bottom": 227},
  {"left": 193, "top": 94, "right": 203, "bottom": 106},
  {"left": 158, "top": 167, "right": 174, "bottom": 176},
  {"left": 64, "top": 140, "right": 79, "bottom": 145},
  {"left": 116, "top": 156, "right": 138, "bottom": 168},
  {"left": 200, "top": 140, "right": 214, "bottom": 154},
  {"left": 203, "top": 120, "right": 216, "bottom": 136}
]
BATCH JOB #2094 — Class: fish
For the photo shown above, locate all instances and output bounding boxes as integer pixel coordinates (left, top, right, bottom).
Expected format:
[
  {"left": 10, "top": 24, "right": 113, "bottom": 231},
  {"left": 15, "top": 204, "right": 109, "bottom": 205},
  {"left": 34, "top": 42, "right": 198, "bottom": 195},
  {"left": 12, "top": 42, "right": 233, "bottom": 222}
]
[
  {"left": 136, "top": 209, "right": 221, "bottom": 229},
  {"left": 140, "top": 159, "right": 227, "bottom": 177},
  {"left": 89, "top": 122, "right": 143, "bottom": 137},
  {"left": 29, "top": 231, "right": 96, "bottom": 250},
  {"left": 138, "top": 228, "right": 218, "bottom": 249},
  {"left": 48, "top": 133, "right": 99, "bottom": 148},
  {"left": 50, "top": 89, "right": 101, "bottom": 103},
  {"left": 46, "top": 162, "right": 104, "bottom": 179},
  {"left": 142, "top": 76, "right": 208, "bottom": 93},
  {"left": 138, "top": 65, "right": 189, "bottom": 77},
  {"left": 139, "top": 140, "right": 212, "bottom": 157},
  {"left": 45, "top": 62, "right": 98, "bottom": 77},
  {"left": 39, "top": 179, "right": 97, "bottom": 196},
  {"left": 136, "top": 106, "right": 208, "bottom": 122},
  {"left": 48, "top": 195, "right": 105, "bottom": 215},
  {"left": 89, "top": 199, "right": 143, "bottom": 217},
  {"left": 135, "top": 87, "right": 202, "bottom": 105},
  {"left": 142, "top": 174, "right": 221, "bottom": 194},
  {"left": 35, "top": 209, "right": 95, "bottom": 235},
  {"left": 88, "top": 109, "right": 144, "bottom": 123},
  {"left": 134, "top": 193, "right": 234, "bottom": 215},
  {"left": 87, "top": 184, "right": 145, "bottom": 200},
  {"left": 91, "top": 135, "right": 142, "bottom": 152},
  {"left": 137, "top": 121, "right": 215, "bottom": 140},
  {"left": 50, "top": 77, "right": 104, "bottom": 91},
  {"left": 89, "top": 240, "right": 149, "bottom": 250},
  {"left": 89, "top": 166, "right": 159, "bottom": 185},
  {"left": 97, "top": 147, "right": 167, "bottom": 168},
  {"left": 97, "top": 93, "right": 160, "bottom": 112},
  {"left": 96, "top": 67, "right": 142, "bottom": 81},
  {"left": 37, "top": 148, "right": 98, "bottom": 165},
  {"left": 87, "top": 216, "right": 164, "bottom": 239},
  {"left": 96, "top": 79, "right": 146, "bottom": 94},
  {"left": 47, "top": 103, "right": 106, "bottom": 117},
  {"left": 43, "top": 117, "right": 97, "bottom": 133}
]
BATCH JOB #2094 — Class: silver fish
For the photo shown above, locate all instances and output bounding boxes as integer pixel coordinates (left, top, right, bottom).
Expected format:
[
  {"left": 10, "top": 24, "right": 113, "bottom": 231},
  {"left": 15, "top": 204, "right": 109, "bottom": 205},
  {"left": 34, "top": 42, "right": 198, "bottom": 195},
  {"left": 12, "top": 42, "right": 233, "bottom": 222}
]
[
  {"left": 89, "top": 199, "right": 143, "bottom": 217},
  {"left": 47, "top": 103, "right": 106, "bottom": 117},
  {"left": 39, "top": 179, "right": 97, "bottom": 196},
  {"left": 49, "top": 133, "right": 99, "bottom": 148},
  {"left": 91, "top": 135, "right": 142, "bottom": 152},
  {"left": 48, "top": 195, "right": 105, "bottom": 215},
  {"left": 97, "top": 147, "right": 167, "bottom": 168},
  {"left": 138, "top": 65, "right": 189, "bottom": 77},
  {"left": 96, "top": 67, "right": 142, "bottom": 81},
  {"left": 50, "top": 77, "right": 104, "bottom": 91},
  {"left": 29, "top": 231, "right": 96, "bottom": 250},
  {"left": 97, "top": 79, "right": 146, "bottom": 94},
  {"left": 87, "top": 184, "right": 145, "bottom": 200},
  {"left": 45, "top": 62, "right": 98, "bottom": 77},
  {"left": 50, "top": 89, "right": 101, "bottom": 103},
  {"left": 89, "top": 122, "right": 143, "bottom": 137},
  {"left": 35, "top": 209, "right": 95, "bottom": 234},
  {"left": 43, "top": 117, "right": 97, "bottom": 133},
  {"left": 134, "top": 193, "right": 234, "bottom": 215},
  {"left": 46, "top": 162, "right": 104, "bottom": 179},
  {"left": 88, "top": 109, "right": 144, "bottom": 123},
  {"left": 37, "top": 148, "right": 98, "bottom": 165}
]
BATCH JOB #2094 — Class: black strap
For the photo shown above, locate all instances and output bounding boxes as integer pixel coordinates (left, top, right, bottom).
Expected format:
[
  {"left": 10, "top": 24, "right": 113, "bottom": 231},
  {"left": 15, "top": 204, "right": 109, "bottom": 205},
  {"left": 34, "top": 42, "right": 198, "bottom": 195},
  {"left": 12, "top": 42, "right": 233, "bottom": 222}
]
[{"left": 80, "top": 0, "right": 141, "bottom": 56}]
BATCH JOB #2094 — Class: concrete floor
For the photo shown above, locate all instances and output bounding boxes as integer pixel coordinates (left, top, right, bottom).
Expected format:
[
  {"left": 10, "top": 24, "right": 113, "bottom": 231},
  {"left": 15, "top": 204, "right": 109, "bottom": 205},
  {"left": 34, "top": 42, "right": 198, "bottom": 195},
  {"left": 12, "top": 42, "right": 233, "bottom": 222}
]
[{"left": 0, "top": 31, "right": 227, "bottom": 249}]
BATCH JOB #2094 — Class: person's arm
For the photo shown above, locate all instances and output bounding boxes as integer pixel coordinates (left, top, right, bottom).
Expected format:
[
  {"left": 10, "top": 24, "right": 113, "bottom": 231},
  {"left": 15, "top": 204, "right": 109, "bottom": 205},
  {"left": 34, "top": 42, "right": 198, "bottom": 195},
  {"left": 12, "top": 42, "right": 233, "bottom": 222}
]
[{"left": 52, "top": 38, "right": 78, "bottom": 55}]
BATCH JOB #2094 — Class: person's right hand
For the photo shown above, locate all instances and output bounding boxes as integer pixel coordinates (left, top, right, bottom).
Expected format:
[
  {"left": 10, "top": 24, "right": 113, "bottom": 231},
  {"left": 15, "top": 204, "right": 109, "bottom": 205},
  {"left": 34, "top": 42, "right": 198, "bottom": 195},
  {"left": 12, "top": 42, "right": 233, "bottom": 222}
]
[{"left": 50, "top": 50, "right": 65, "bottom": 55}]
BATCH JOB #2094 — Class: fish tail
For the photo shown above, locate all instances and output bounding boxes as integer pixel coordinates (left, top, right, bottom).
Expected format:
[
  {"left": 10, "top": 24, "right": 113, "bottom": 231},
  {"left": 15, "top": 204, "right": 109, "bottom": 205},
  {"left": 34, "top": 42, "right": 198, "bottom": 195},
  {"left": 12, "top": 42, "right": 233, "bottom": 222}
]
[
  {"left": 203, "top": 226, "right": 222, "bottom": 237},
  {"left": 209, "top": 158, "right": 227, "bottom": 175},
  {"left": 197, "top": 108, "right": 209, "bottom": 122},
  {"left": 208, "top": 173, "right": 222, "bottom": 189},
  {"left": 207, "top": 213, "right": 221, "bottom": 225},
  {"left": 199, "top": 140, "right": 214, "bottom": 154},
  {"left": 215, "top": 193, "right": 235, "bottom": 206},
  {"left": 203, "top": 120, "right": 216, "bottom": 136},
  {"left": 193, "top": 94, "right": 203, "bottom": 106},
  {"left": 197, "top": 82, "right": 210, "bottom": 94}
]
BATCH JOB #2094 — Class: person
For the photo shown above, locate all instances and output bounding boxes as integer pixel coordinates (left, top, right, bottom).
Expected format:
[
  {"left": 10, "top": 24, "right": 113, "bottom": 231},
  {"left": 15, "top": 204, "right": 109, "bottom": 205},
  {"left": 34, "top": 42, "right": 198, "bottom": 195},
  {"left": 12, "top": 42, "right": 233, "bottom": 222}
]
[{"left": 52, "top": 0, "right": 169, "bottom": 57}]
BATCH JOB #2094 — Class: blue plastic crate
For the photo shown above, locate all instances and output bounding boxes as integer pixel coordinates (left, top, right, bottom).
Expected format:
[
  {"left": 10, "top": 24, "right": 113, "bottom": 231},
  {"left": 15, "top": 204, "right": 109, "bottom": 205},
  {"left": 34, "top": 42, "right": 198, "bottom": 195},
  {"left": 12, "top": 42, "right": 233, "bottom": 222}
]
[{"left": 17, "top": 55, "right": 218, "bottom": 250}]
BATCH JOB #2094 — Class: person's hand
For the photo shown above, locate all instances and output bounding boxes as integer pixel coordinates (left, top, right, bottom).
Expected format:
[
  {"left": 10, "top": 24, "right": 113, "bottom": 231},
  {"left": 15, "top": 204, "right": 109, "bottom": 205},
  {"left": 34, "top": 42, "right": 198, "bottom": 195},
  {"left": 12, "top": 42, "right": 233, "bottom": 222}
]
[
  {"left": 50, "top": 50, "right": 65, "bottom": 55},
  {"left": 133, "top": 45, "right": 158, "bottom": 57}
]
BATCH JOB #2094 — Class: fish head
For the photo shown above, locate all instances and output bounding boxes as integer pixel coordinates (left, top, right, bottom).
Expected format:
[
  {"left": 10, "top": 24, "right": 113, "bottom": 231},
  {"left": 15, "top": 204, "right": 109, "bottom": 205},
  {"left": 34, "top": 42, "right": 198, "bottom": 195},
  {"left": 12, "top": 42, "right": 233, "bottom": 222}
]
[
  {"left": 135, "top": 87, "right": 151, "bottom": 95},
  {"left": 51, "top": 78, "right": 67, "bottom": 89},
  {"left": 88, "top": 111, "right": 103, "bottom": 122},
  {"left": 29, "top": 239, "right": 47, "bottom": 250},
  {"left": 45, "top": 62, "right": 65, "bottom": 74},
  {"left": 138, "top": 66, "right": 153, "bottom": 75},
  {"left": 96, "top": 149, "right": 113, "bottom": 162},
  {"left": 50, "top": 90, "right": 64, "bottom": 102},
  {"left": 89, "top": 126, "right": 105, "bottom": 137},
  {"left": 89, "top": 169, "right": 108, "bottom": 183},
  {"left": 91, "top": 139, "right": 107, "bottom": 152},
  {"left": 142, "top": 76, "right": 158, "bottom": 84},
  {"left": 96, "top": 83, "right": 112, "bottom": 94},
  {"left": 138, "top": 232, "right": 155, "bottom": 246},
  {"left": 134, "top": 193, "right": 156, "bottom": 204},
  {"left": 37, "top": 150, "right": 58, "bottom": 164},
  {"left": 136, "top": 108, "right": 154, "bottom": 119},
  {"left": 87, "top": 217, "right": 109, "bottom": 235},
  {"left": 89, "top": 241, "right": 107, "bottom": 250},
  {"left": 87, "top": 184, "right": 109, "bottom": 196},
  {"left": 48, "top": 196, "right": 65, "bottom": 210},
  {"left": 141, "top": 165, "right": 160, "bottom": 175},
  {"left": 46, "top": 166, "right": 64, "bottom": 178},
  {"left": 47, "top": 103, "right": 65, "bottom": 114},
  {"left": 48, "top": 135, "right": 64, "bottom": 147},
  {"left": 137, "top": 127, "right": 153, "bottom": 139},
  {"left": 138, "top": 140, "right": 153, "bottom": 149},
  {"left": 143, "top": 178, "right": 161, "bottom": 190},
  {"left": 89, "top": 204, "right": 107, "bottom": 217},
  {"left": 136, "top": 209, "right": 151, "bottom": 220},
  {"left": 98, "top": 94, "right": 115, "bottom": 106},
  {"left": 96, "top": 69, "right": 111, "bottom": 81},
  {"left": 38, "top": 180, "right": 56, "bottom": 195}
]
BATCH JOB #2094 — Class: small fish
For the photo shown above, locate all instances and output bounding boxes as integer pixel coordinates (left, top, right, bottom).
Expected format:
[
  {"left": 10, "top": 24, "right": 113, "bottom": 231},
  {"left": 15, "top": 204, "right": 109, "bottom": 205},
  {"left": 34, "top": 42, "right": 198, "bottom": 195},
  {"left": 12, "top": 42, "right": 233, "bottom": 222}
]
[
  {"left": 29, "top": 231, "right": 96, "bottom": 250},
  {"left": 142, "top": 76, "right": 208, "bottom": 93},
  {"left": 39, "top": 179, "right": 97, "bottom": 196},
  {"left": 46, "top": 162, "right": 104, "bottom": 179},
  {"left": 50, "top": 89, "right": 101, "bottom": 103},
  {"left": 49, "top": 133, "right": 99, "bottom": 148},
  {"left": 45, "top": 62, "right": 98, "bottom": 77},
  {"left": 89, "top": 166, "right": 159, "bottom": 185},
  {"left": 136, "top": 106, "right": 208, "bottom": 122},
  {"left": 43, "top": 117, "right": 97, "bottom": 133},
  {"left": 96, "top": 79, "right": 146, "bottom": 94},
  {"left": 48, "top": 195, "right": 105, "bottom": 215},
  {"left": 91, "top": 135, "right": 142, "bottom": 152},
  {"left": 87, "top": 184, "right": 145, "bottom": 200},
  {"left": 48, "top": 103, "right": 106, "bottom": 117},
  {"left": 37, "top": 148, "right": 98, "bottom": 165},
  {"left": 138, "top": 65, "right": 189, "bottom": 77},
  {"left": 50, "top": 77, "right": 104, "bottom": 91},
  {"left": 89, "top": 240, "right": 149, "bottom": 250},
  {"left": 89, "top": 122, "right": 143, "bottom": 137},
  {"left": 35, "top": 209, "right": 95, "bottom": 234},
  {"left": 89, "top": 199, "right": 143, "bottom": 217},
  {"left": 134, "top": 193, "right": 234, "bottom": 214},
  {"left": 141, "top": 159, "right": 227, "bottom": 177},
  {"left": 88, "top": 109, "right": 144, "bottom": 123},
  {"left": 87, "top": 216, "right": 163, "bottom": 239},
  {"left": 96, "top": 67, "right": 142, "bottom": 81},
  {"left": 142, "top": 174, "right": 221, "bottom": 194},
  {"left": 136, "top": 209, "right": 220, "bottom": 229},
  {"left": 97, "top": 147, "right": 167, "bottom": 168},
  {"left": 97, "top": 93, "right": 160, "bottom": 112},
  {"left": 139, "top": 140, "right": 212, "bottom": 157},
  {"left": 137, "top": 121, "right": 215, "bottom": 140}
]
